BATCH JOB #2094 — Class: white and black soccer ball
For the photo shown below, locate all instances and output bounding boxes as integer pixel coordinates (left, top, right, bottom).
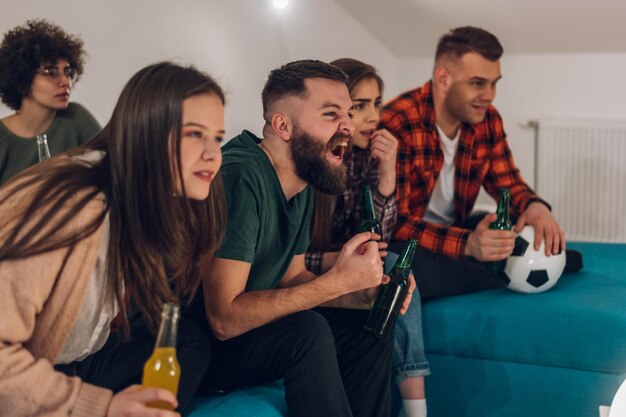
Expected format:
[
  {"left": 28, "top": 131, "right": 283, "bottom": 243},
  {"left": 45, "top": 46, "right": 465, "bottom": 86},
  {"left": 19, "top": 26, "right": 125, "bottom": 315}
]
[{"left": 500, "top": 225, "right": 566, "bottom": 294}]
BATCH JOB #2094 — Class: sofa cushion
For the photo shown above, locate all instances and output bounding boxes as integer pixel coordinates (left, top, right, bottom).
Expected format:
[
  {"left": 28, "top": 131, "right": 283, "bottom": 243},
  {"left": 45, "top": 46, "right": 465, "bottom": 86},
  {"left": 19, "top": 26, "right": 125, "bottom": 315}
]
[
  {"left": 422, "top": 242, "right": 626, "bottom": 374},
  {"left": 185, "top": 380, "right": 286, "bottom": 417}
]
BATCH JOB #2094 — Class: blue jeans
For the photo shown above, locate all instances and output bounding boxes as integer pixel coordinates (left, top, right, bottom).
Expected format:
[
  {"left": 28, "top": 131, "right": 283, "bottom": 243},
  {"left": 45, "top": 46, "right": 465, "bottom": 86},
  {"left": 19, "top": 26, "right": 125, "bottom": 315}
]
[{"left": 385, "top": 252, "right": 431, "bottom": 383}]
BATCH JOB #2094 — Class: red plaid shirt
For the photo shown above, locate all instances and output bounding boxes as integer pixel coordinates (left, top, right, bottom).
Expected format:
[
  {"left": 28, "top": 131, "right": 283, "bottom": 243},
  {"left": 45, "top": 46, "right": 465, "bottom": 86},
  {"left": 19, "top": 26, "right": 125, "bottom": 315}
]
[{"left": 381, "top": 81, "right": 547, "bottom": 258}]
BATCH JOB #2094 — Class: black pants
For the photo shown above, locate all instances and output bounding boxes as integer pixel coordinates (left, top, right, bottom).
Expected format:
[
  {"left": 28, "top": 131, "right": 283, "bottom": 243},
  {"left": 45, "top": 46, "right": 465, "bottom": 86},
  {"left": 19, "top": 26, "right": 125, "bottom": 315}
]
[
  {"left": 55, "top": 313, "right": 210, "bottom": 411},
  {"left": 389, "top": 213, "right": 583, "bottom": 299},
  {"left": 190, "top": 306, "right": 393, "bottom": 417},
  {"left": 388, "top": 241, "right": 503, "bottom": 299}
]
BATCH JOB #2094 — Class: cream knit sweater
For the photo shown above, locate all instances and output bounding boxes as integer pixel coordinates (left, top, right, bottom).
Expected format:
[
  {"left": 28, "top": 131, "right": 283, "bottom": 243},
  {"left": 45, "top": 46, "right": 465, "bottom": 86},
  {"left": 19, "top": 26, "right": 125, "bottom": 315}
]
[{"left": 0, "top": 181, "right": 113, "bottom": 417}]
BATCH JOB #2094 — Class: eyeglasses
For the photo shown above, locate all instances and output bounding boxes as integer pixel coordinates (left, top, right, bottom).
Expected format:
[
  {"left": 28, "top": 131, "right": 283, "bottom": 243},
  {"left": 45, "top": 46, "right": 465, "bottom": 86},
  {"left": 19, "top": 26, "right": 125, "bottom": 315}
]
[{"left": 36, "top": 66, "right": 78, "bottom": 83}]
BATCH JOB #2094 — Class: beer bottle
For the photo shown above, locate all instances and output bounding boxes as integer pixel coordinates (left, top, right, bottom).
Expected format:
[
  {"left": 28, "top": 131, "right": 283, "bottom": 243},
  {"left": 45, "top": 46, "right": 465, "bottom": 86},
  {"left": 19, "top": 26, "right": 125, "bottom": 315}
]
[
  {"left": 364, "top": 238, "right": 417, "bottom": 340},
  {"left": 488, "top": 188, "right": 513, "bottom": 272},
  {"left": 142, "top": 302, "right": 181, "bottom": 410},
  {"left": 36, "top": 134, "right": 51, "bottom": 161},
  {"left": 359, "top": 185, "right": 382, "bottom": 236}
]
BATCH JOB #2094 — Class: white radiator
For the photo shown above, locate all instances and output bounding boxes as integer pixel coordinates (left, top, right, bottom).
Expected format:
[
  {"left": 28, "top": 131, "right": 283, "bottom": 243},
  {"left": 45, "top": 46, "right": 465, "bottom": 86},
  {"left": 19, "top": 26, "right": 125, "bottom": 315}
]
[{"left": 535, "top": 119, "right": 626, "bottom": 243}]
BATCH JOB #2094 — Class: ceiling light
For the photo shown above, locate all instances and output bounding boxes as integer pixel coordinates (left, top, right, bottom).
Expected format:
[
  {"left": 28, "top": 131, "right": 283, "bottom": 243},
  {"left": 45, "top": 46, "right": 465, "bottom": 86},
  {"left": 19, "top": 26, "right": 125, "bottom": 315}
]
[{"left": 273, "top": 0, "right": 288, "bottom": 10}]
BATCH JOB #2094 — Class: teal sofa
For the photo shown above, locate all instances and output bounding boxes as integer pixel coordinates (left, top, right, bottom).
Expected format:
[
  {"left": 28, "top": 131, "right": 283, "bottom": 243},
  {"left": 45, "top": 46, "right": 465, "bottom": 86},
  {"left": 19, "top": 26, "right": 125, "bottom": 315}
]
[
  {"left": 423, "top": 242, "right": 626, "bottom": 417},
  {"left": 186, "top": 242, "right": 626, "bottom": 417}
]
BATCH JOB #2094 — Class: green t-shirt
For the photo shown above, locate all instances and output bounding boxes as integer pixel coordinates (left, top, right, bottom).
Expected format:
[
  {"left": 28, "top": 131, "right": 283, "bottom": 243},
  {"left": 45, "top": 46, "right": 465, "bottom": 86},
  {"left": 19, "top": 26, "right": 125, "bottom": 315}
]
[
  {"left": 0, "top": 102, "right": 101, "bottom": 185},
  {"left": 216, "top": 130, "right": 313, "bottom": 291}
]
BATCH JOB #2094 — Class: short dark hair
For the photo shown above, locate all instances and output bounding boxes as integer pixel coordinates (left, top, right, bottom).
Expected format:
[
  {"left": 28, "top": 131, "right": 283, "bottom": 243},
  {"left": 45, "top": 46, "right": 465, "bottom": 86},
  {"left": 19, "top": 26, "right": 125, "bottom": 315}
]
[
  {"left": 330, "top": 58, "right": 384, "bottom": 96},
  {"left": 261, "top": 59, "right": 347, "bottom": 122},
  {"left": 435, "top": 26, "right": 503, "bottom": 63},
  {"left": 0, "top": 19, "right": 86, "bottom": 110}
]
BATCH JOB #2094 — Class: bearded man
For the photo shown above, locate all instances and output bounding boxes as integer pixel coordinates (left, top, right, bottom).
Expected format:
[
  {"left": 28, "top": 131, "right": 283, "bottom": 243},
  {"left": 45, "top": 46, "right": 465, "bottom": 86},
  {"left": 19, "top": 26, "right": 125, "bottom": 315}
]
[{"left": 190, "top": 60, "right": 412, "bottom": 417}]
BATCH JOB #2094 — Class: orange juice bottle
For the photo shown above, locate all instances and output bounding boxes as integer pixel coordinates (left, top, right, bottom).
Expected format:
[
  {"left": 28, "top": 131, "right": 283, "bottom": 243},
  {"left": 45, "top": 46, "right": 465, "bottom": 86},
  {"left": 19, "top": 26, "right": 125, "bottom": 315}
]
[{"left": 142, "top": 302, "right": 181, "bottom": 410}]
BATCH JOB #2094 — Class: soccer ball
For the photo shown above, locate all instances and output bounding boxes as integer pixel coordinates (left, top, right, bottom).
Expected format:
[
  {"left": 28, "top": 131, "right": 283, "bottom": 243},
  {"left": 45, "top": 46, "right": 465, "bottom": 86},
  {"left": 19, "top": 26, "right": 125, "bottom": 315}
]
[{"left": 500, "top": 225, "right": 566, "bottom": 294}]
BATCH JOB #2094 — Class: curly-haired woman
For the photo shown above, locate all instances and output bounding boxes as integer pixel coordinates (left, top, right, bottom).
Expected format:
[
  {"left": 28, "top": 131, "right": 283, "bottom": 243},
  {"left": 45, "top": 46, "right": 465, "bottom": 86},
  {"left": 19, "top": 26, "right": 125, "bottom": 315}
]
[{"left": 0, "top": 19, "right": 100, "bottom": 185}]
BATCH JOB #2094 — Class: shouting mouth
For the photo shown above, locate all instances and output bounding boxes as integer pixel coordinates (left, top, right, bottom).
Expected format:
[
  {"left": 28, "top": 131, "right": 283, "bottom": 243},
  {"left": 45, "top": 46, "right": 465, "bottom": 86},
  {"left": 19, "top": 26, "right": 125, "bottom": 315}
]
[{"left": 329, "top": 140, "right": 349, "bottom": 161}]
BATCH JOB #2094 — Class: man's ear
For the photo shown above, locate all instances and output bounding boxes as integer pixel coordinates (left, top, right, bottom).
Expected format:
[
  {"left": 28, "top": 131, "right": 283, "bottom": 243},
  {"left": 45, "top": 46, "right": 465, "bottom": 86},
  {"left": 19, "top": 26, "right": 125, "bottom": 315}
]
[
  {"left": 270, "top": 112, "right": 293, "bottom": 142},
  {"left": 434, "top": 64, "right": 452, "bottom": 92}
]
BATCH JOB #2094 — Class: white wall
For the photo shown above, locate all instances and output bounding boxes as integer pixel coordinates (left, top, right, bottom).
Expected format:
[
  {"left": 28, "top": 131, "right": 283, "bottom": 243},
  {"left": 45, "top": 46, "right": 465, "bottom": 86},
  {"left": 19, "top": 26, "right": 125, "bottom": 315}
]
[
  {"left": 497, "top": 53, "right": 626, "bottom": 187},
  {"left": 0, "top": 0, "right": 397, "bottom": 138}
]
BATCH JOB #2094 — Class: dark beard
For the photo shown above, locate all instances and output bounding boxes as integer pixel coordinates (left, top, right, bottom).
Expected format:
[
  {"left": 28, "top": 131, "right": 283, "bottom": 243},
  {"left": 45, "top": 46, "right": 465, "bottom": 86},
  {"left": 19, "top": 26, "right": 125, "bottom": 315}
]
[{"left": 290, "top": 125, "right": 351, "bottom": 195}]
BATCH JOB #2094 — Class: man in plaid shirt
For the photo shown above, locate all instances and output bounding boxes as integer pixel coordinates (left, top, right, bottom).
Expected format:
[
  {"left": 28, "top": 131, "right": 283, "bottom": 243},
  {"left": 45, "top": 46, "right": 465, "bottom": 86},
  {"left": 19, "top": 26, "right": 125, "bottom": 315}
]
[{"left": 382, "top": 26, "right": 576, "bottom": 298}]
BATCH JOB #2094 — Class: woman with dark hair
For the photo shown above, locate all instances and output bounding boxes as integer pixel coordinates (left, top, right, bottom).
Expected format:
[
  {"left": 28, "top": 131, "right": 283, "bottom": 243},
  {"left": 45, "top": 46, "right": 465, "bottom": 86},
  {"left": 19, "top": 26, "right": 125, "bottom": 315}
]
[
  {"left": 0, "top": 19, "right": 100, "bottom": 185},
  {"left": 0, "top": 62, "right": 226, "bottom": 417},
  {"left": 306, "top": 58, "right": 429, "bottom": 417}
]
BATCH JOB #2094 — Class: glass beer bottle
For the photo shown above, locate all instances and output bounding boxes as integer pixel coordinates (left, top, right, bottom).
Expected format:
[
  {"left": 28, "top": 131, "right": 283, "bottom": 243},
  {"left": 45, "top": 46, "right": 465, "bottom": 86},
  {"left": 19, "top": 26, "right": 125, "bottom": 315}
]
[
  {"left": 36, "top": 134, "right": 51, "bottom": 161},
  {"left": 488, "top": 188, "right": 513, "bottom": 273},
  {"left": 142, "top": 302, "right": 181, "bottom": 410},
  {"left": 359, "top": 185, "right": 382, "bottom": 236},
  {"left": 364, "top": 238, "right": 417, "bottom": 340}
]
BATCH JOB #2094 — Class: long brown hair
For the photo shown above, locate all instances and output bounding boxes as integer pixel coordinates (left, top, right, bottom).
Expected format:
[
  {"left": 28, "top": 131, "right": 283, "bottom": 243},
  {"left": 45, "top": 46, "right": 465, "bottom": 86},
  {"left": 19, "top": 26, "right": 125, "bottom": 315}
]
[
  {"left": 0, "top": 62, "right": 226, "bottom": 334},
  {"left": 309, "top": 58, "right": 382, "bottom": 252}
]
